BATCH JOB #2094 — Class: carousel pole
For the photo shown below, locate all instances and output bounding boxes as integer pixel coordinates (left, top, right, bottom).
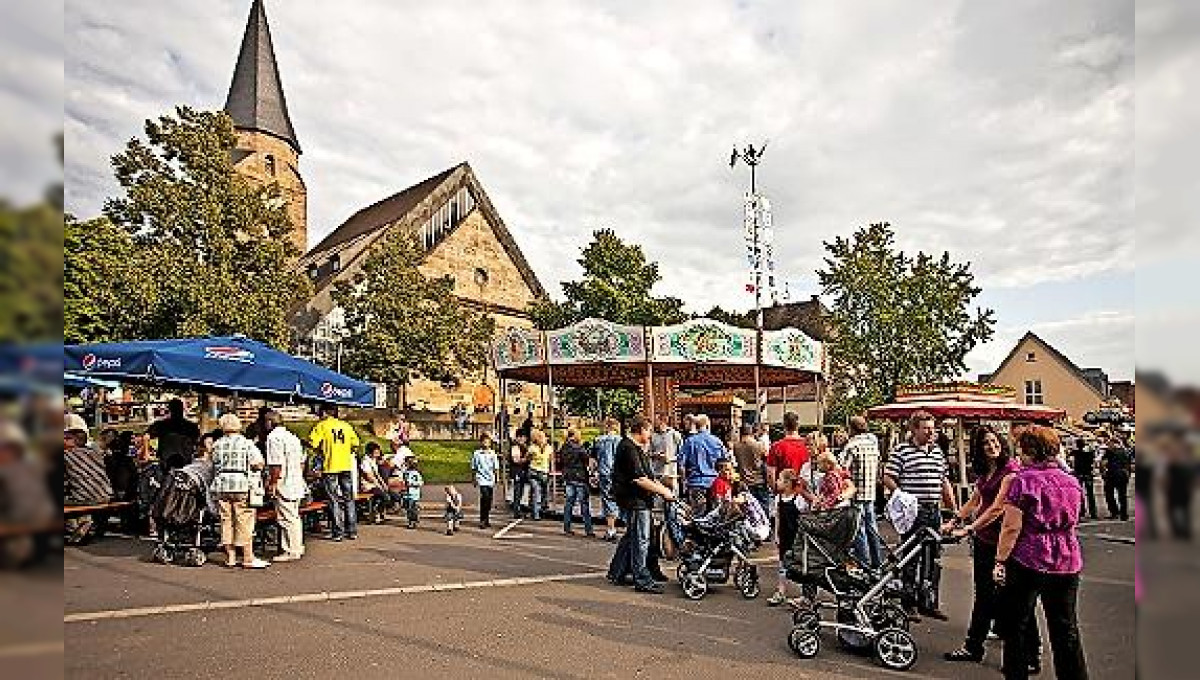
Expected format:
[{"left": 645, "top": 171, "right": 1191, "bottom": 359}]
[
  {"left": 544, "top": 332, "right": 557, "bottom": 514},
  {"left": 644, "top": 325, "right": 656, "bottom": 419}
]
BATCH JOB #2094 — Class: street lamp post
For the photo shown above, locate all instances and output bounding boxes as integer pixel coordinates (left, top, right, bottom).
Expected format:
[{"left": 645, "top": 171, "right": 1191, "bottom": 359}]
[{"left": 731, "top": 142, "right": 769, "bottom": 422}]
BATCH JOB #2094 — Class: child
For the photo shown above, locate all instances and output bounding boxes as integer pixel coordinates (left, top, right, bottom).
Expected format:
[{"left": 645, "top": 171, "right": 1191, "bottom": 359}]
[
  {"left": 470, "top": 434, "right": 500, "bottom": 529},
  {"left": 402, "top": 458, "right": 424, "bottom": 529},
  {"left": 710, "top": 460, "right": 736, "bottom": 503},
  {"left": 444, "top": 485, "right": 463, "bottom": 535},
  {"left": 767, "top": 469, "right": 803, "bottom": 607},
  {"left": 812, "top": 452, "right": 856, "bottom": 511}
]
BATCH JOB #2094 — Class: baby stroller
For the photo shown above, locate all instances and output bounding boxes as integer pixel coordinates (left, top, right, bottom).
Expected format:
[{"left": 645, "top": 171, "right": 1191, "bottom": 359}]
[
  {"left": 150, "top": 466, "right": 219, "bottom": 567},
  {"left": 782, "top": 505, "right": 955, "bottom": 671},
  {"left": 673, "top": 500, "right": 763, "bottom": 600}
]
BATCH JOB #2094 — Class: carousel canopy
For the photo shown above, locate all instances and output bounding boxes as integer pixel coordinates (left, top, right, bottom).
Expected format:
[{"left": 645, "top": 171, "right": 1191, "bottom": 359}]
[
  {"left": 493, "top": 318, "right": 825, "bottom": 388},
  {"left": 866, "top": 382, "right": 1065, "bottom": 423}
]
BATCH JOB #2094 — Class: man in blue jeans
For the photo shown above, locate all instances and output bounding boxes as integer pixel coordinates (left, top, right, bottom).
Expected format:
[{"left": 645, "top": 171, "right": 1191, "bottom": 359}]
[
  {"left": 592, "top": 419, "right": 623, "bottom": 541},
  {"left": 841, "top": 416, "right": 883, "bottom": 568},
  {"left": 606, "top": 415, "right": 676, "bottom": 594},
  {"left": 307, "top": 404, "right": 361, "bottom": 541}
]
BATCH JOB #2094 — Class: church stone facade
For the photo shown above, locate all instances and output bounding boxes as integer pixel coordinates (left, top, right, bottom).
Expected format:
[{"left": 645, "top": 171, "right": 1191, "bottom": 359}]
[{"left": 222, "top": 0, "right": 546, "bottom": 416}]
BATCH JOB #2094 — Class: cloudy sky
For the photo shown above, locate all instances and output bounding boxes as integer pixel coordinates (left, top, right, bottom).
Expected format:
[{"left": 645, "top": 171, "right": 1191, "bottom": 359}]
[{"left": 55, "top": 0, "right": 1142, "bottom": 380}]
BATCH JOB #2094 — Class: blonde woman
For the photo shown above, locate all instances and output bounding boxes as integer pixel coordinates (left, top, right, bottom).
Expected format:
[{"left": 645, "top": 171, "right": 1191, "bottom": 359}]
[
  {"left": 527, "top": 429, "right": 553, "bottom": 521},
  {"left": 210, "top": 414, "right": 269, "bottom": 569}
]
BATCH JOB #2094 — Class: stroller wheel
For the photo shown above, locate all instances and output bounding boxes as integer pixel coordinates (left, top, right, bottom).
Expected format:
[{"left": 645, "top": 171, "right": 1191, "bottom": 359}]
[
  {"left": 677, "top": 565, "right": 708, "bottom": 600},
  {"left": 151, "top": 544, "right": 173, "bottom": 564},
  {"left": 873, "top": 628, "right": 918, "bottom": 671},
  {"left": 183, "top": 549, "right": 207, "bottom": 568},
  {"left": 734, "top": 564, "right": 760, "bottom": 599},
  {"left": 792, "top": 608, "right": 821, "bottom": 633},
  {"left": 867, "top": 601, "right": 910, "bottom": 633},
  {"left": 788, "top": 627, "right": 821, "bottom": 658}
]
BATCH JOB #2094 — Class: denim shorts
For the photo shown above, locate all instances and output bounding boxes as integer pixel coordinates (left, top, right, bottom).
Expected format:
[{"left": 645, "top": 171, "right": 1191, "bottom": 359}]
[{"left": 599, "top": 477, "right": 619, "bottom": 518}]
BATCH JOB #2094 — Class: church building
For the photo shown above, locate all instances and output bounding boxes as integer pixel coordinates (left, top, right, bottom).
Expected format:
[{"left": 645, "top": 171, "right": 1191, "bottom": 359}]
[{"left": 222, "top": 0, "right": 547, "bottom": 416}]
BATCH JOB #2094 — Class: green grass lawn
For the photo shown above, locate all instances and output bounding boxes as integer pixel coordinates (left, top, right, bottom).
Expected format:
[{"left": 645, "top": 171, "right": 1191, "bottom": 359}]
[{"left": 284, "top": 420, "right": 475, "bottom": 484}]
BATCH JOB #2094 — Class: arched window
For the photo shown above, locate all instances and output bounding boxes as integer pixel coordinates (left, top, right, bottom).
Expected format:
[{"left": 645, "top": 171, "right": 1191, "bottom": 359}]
[
  {"left": 265, "top": 154, "right": 276, "bottom": 177},
  {"left": 330, "top": 254, "right": 341, "bottom": 272}
]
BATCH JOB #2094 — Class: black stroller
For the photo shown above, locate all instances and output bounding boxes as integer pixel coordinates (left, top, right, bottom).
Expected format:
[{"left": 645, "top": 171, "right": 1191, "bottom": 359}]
[
  {"left": 782, "top": 505, "right": 955, "bottom": 671},
  {"left": 673, "top": 501, "right": 761, "bottom": 601},
  {"left": 150, "top": 466, "right": 219, "bottom": 567}
]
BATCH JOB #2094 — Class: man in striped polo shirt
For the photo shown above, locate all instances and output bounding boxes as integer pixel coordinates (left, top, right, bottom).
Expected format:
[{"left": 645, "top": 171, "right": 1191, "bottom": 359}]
[{"left": 883, "top": 410, "right": 959, "bottom": 621}]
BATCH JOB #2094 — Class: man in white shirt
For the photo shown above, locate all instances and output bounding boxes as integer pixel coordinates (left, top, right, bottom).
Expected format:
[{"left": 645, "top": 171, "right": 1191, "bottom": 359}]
[{"left": 264, "top": 410, "right": 307, "bottom": 562}]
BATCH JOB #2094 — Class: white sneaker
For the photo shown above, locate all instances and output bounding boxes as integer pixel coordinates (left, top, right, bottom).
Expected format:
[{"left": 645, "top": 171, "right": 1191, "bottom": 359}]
[
  {"left": 273, "top": 553, "right": 301, "bottom": 563},
  {"left": 243, "top": 558, "right": 270, "bottom": 569}
]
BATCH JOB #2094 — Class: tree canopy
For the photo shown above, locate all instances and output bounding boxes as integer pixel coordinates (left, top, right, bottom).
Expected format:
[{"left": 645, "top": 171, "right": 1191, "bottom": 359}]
[
  {"left": 333, "top": 229, "right": 494, "bottom": 390},
  {"left": 64, "top": 106, "right": 309, "bottom": 347},
  {"left": 0, "top": 201, "right": 62, "bottom": 343},
  {"left": 817, "top": 222, "right": 995, "bottom": 420}
]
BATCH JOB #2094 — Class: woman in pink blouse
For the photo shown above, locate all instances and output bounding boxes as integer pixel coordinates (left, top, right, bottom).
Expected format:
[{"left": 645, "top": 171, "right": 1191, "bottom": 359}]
[{"left": 995, "top": 426, "right": 1088, "bottom": 680}]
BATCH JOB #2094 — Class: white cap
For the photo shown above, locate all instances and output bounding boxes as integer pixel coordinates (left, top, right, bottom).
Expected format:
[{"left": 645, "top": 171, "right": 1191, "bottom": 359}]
[{"left": 64, "top": 412, "right": 89, "bottom": 434}]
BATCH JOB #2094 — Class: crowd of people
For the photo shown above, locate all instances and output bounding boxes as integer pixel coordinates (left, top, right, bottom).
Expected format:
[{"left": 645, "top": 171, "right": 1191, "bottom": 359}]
[
  {"left": 524, "top": 408, "right": 1094, "bottom": 680},
  {"left": 38, "top": 394, "right": 1128, "bottom": 678}
]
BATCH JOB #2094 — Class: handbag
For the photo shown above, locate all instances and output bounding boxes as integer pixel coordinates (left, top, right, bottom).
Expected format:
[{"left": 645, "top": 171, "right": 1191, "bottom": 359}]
[{"left": 248, "top": 470, "right": 267, "bottom": 508}]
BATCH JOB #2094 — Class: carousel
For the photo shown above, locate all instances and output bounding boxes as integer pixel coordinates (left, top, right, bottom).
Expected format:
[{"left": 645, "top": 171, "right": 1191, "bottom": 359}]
[
  {"left": 492, "top": 317, "right": 827, "bottom": 504},
  {"left": 493, "top": 317, "right": 827, "bottom": 424},
  {"left": 867, "top": 382, "right": 1065, "bottom": 501}
]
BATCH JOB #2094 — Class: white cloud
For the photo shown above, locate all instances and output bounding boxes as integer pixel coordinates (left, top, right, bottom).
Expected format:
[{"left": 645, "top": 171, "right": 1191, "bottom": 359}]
[{"left": 0, "top": 0, "right": 63, "bottom": 205}]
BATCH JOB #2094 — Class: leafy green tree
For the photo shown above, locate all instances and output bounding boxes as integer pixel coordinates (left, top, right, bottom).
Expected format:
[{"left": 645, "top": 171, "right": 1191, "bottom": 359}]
[
  {"left": 529, "top": 228, "right": 687, "bottom": 329},
  {"left": 529, "top": 229, "right": 687, "bottom": 420},
  {"left": 92, "top": 106, "right": 308, "bottom": 347},
  {"left": 0, "top": 201, "right": 62, "bottom": 342},
  {"left": 817, "top": 222, "right": 995, "bottom": 421},
  {"left": 333, "top": 230, "right": 494, "bottom": 394},
  {"left": 64, "top": 216, "right": 157, "bottom": 343}
]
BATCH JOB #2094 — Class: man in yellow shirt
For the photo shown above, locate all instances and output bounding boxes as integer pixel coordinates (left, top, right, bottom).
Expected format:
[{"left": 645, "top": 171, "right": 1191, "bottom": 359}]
[{"left": 308, "top": 404, "right": 361, "bottom": 541}]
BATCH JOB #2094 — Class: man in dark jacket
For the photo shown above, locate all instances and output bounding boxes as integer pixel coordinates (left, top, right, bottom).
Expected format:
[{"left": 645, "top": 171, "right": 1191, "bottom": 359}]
[
  {"left": 1071, "top": 439, "right": 1098, "bottom": 520},
  {"left": 606, "top": 415, "right": 676, "bottom": 594},
  {"left": 559, "top": 429, "right": 595, "bottom": 536}
]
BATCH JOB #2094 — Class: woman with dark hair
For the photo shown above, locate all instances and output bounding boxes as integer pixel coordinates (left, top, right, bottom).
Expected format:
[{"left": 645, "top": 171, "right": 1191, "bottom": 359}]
[
  {"left": 995, "top": 426, "right": 1088, "bottom": 680},
  {"left": 941, "top": 426, "right": 1038, "bottom": 665}
]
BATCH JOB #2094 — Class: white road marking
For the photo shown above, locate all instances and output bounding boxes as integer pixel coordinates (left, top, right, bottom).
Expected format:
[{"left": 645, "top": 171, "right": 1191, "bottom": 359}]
[
  {"left": 64, "top": 570, "right": 608, "bottom": 624},
  {"left": 0, "top": 641, "right": 63, "bottom": 658},
  {"left": 492, "top": 518, "right": 523, "bottom": 539}
]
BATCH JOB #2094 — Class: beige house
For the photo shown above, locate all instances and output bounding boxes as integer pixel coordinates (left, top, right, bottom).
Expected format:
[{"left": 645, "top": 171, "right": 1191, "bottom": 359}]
[
  {"left": 980, "top": 332, "right": 1110, "bottom": 425},
  {"left": 221, "top": 1, "right": 547, "bottom": 415}
]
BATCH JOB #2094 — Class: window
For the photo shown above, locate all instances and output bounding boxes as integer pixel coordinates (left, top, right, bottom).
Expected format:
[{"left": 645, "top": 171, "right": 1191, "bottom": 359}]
[
  {"left": 418, "top": 187, "right": 477, "bottom": 251},
  {"left": 1024, "top": 380, "right": 1044, "bottom": 405},
  {"left": 264, "top": 154, "right": 276, "bottom": 177},
  {"left": 307, "top": 264, "right": 319, "bottom": 280},
  {"left": 1025, "top": 351, "right": 1036, "bottom": 362},
  {"left": 330, "top": 255, "right": 341, "bottom": 272}
]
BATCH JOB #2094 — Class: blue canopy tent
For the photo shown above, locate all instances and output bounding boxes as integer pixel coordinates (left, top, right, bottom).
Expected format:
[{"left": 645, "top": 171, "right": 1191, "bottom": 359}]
[
  {"left": 0, "top": 343, "right": 64, "bottom": 396},
  {"left": 63, "top": 335, "right": 375, "bottom": 407}
]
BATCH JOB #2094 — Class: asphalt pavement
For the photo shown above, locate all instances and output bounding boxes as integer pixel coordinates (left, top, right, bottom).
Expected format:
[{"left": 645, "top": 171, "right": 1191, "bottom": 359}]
[{"left": 59, "top": 504, "right": 1135, "bottom": 680}]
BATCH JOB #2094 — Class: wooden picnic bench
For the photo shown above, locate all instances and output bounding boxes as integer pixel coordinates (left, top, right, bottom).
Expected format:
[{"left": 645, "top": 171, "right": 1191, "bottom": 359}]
[{"left": 62, "top": 501, "right": 136, "bottom": 518}]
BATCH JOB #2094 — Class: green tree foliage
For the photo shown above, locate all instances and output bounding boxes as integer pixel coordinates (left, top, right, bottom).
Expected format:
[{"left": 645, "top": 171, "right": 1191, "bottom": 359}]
[
  {"left": 528, "top": 228, "right": 687, "bottom": 329},
  {"left": 64, "top": 216, "right": 156, "bottom": 343},
  {"left": 817, "top": 222, "right": 995, "bottom": 421},
  {"left": 528, "top": 229, "right": 688, "bottom": 419},
  {"left": 0, "top": 201, "right": 62, "bottom": 342},
  {"left": 73, "top": 106, "right": 309, "bottom": 347},
  {"left": 333, "top": 230, "right": 494, "bottom": 388}
]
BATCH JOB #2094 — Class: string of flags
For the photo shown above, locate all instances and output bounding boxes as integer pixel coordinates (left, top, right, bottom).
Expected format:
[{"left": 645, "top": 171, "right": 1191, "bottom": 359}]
[{"left": 743, "top": 192, "right": 779, "bottom": 304}]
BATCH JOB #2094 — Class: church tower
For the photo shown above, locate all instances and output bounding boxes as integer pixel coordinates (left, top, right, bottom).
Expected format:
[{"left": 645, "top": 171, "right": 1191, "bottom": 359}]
[{"left": 224, "top": 0, "right": 307, "bottom": 253}]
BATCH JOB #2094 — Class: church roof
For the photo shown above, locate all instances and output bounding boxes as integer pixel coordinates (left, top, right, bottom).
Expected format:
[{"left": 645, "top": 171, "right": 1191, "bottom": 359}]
[
  {"left": 298, "top": 162, "right": 547, "bottom": 316},
  {"left": 307, "top": 164, "right": 459, "bottom": 258},
  {"left": 224, "top": 0, "right": 300, "bottom": 152}
]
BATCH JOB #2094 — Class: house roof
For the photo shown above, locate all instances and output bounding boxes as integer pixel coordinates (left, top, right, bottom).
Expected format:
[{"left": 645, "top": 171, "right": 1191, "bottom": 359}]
[
  {"left": 761, "top": 297, "right": 829, "bottom": 341},
  {"left": 223, "top": 0, "right": 300, "bottom": 152},
  {"left": 988, "top": 331, "right": 1107, "bottom": 400}
]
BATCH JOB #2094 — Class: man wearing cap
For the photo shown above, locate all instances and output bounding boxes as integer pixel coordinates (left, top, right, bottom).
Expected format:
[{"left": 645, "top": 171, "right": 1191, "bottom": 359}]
[{"left": 63, "top": 413, "right": 114, "bottom": 544}]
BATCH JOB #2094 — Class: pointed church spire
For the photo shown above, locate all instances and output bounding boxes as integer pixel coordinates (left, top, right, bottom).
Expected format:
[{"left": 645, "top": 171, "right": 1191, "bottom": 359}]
[{"left": 224, "top": 0, "right": 300, "bottom": 152}]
